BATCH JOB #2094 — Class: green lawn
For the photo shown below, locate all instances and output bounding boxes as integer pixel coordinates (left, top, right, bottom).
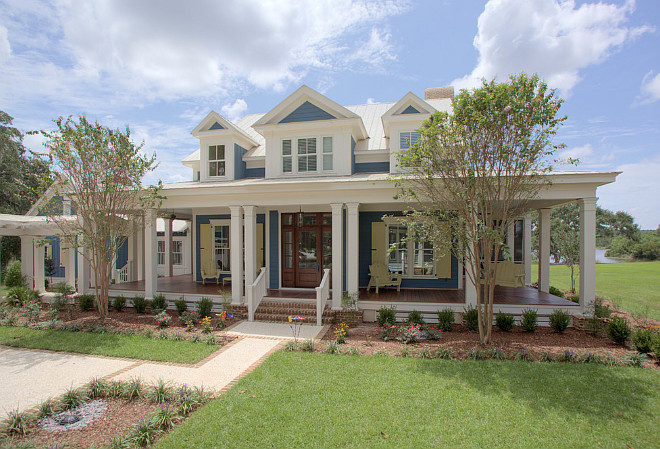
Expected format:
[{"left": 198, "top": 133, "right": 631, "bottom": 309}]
[
  {"left": 0, "top": 326, "right": 219, "bottom": 364},
  {"left": 156, "top": 352, "right": 660, "bottom": 449},
  {"left": 533, "top": 261, "right": 660, "bottom": 321}
]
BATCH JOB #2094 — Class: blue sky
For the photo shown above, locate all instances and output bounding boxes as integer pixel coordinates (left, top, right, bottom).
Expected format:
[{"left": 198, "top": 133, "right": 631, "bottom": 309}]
[{"left": 1, "top": 0, "right": 659, "bottom": 228}]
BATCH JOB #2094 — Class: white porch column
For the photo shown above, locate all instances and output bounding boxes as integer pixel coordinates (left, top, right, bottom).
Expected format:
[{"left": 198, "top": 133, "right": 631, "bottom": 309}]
[
  {"left": 579, "top": 197, "right": 597, "bottom": 316},
  {"left": 33, "top": 241, "right": 46, "bottom": 293},
  {"left": 506, "top": 221, "right": 515, "bottom": 260},
  {"left": 346, "top": 202, "right": 359, "bottom": 295},
  {"left": 244, "top": 206, "right": 257, "bottom": 287},
  {"left": 229, "top": 206, "right": 244, "bottom": 305},
  {"left": 137, "top": 221, "right": 145, "bottom": 281},
  {"left": 537, "top": 208, "right": 551, "bottom": 293},
  {"left": 20, "top": 236, "right": 34, "bottom": 290},
  {"left": 464, "top": 256, "right": 478, "bottom": 307},
  {"left": 163, "top": 216, "right": 173, "bottom": 277},
  {"left": 77, "top": 234, "right": 89, "bottom": 294},
  {"left": 144, "top": 208, "right": 158, "bottom": 300},
  {"left": 64, "top": 237, "right": 76, "bottom": 287},
  {"left": 523, "top": 213, "right": 532, "bottom": 286},
  {"left": 330, "top": 203, "right": 344, "bottom": 310}
]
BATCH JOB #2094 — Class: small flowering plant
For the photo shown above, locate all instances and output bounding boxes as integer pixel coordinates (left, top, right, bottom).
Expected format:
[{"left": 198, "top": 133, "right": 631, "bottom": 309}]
[
  {"left": 201, "top": 316, "right": 213, "bottom": 334},
  {"left": 288, "top": 315, "right": 305, "bottom": 342},
  {"left": 215, "top": 311, "right": 234, "bottom": 329},
  {"left": 185, "top": 320, "right": 196, "bottom": 332},
  {"left": 399, "top": 323, "right": 422, "bottom": 344},
  {"left": 155, "top": 310, "right": 172, "bottom": 328},
  {"left": 379, "top": 323, "right": 397, "bottom": 341},
  {"left": 334, "top": 322, "right": 349, "bottom": 344},
  {"left": 181, "top": 311, "right": 200, "bottom": 325}
]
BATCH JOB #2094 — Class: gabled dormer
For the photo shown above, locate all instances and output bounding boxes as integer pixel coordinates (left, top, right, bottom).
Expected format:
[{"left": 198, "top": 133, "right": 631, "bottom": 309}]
[
  {"left": 252, "top": 85, "right": 368, "bottom": 178},
  {"left": 192, "top": 111, "right": 259, "bottom": 182},
  {"left": 381, "top": 92, "right": 437, "bottom": 173}
]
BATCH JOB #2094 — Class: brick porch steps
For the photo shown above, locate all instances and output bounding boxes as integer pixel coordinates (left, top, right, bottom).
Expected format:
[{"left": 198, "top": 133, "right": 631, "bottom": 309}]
[{"left": 254, "top": 299, "right": 335, "bottom": 324}]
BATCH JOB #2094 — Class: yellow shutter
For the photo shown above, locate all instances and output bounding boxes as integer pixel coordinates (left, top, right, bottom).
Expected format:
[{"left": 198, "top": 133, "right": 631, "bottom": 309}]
[
  {"left": 435, "top": 222, "right": 452, "bottom": 278},
  {"left": 256, "top": 223, "right": 264, "bottom": 269},
  {"left": 60, "top": 245, "right": 67, "bottom": 267},
  {"left": 199, "top": 224, "right": 213, "bottom": 273},
  {"left": 371, "top": 222, "right": 386, "bottom": 265}
]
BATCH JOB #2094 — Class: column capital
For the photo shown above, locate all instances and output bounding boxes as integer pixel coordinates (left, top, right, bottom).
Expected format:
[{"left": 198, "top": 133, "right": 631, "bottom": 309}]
[
  {"left": 330, "top": 203, "right": 344, "bottom": 212},
  {"left": 243, "top": 205, "right": 256, "bottom": 216},
  {"left": 346, "top": 202, "right": 360, "bottom": 214},
  {"left": 229, "top": 205, "right": 242, "bottom": 215},
  {"left": 580, "top": 197, "right": 598, "bottom": 209}
]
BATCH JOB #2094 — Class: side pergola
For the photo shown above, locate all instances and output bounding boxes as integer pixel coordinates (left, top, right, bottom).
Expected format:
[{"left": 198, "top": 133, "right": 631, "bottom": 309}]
[{"left": 0, "top": 213, "right": 78, "bottom": 292}]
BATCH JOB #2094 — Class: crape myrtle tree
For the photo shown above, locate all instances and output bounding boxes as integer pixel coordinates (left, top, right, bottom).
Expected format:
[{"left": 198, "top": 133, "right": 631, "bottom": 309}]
[
  {"left": 38, "top": 116, "right": 162, "bottom": 319},
  {"left": 393, "top": 74, "right": 566, "bottom": 344}
]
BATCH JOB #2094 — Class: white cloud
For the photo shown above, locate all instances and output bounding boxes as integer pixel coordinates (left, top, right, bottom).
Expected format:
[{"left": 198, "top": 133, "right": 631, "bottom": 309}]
[
  {"left": 453, "top": 0, "right": 652, "bottom": 95},
  {"left": 639, "top": 71, "right": 660, "bottom": 104},
  {"left": 366, "top": 97, "right": 377, "bottom": 104},
  {"left": 0, "top": 25, "right": 10, "bottom": 60},
  {"left": 221, "top": 99, "right": 248, "bottom": 123},
  {"left": 598, "top": 155, "right": 660, "bottom": 229},
  {"left": 558, "top": 143, "right": 593, "bottom": 162}
]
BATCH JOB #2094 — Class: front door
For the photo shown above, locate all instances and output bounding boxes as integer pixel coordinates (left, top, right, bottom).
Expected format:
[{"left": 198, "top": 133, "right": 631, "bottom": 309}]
[{"left": 281, "top": 213, "right": 331, "bottom": 288}]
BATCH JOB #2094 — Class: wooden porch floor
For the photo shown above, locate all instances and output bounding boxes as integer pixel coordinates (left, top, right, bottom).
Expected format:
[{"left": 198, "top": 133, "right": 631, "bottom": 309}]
[{"left": 110, "top": 275, "right": 577, "bottom": 307}]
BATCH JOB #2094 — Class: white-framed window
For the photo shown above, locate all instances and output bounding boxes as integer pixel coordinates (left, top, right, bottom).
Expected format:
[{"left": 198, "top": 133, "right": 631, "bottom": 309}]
[
  {"left": 172, "top": 240, "right": 183, "bottom": 266},
  {"left": 157, "top": 240, "right": 165, "bottom": 265},
  {"left": 208, "top": 144, "right": 226, "bottom": 177},
  {"left": 281, "top": 136, "right": 333, "bottom": 174},
  {"left": 385, "top": 220, "right": 435, "bottom": 277},
  {"left": 399, "top": 131, "right": 420, "bottom": 150}
]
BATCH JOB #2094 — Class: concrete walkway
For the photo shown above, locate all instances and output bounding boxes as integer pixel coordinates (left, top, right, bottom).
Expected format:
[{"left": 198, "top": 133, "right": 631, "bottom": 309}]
[{"left": 224, "top": 321, "right": 327, "bottom": 340}]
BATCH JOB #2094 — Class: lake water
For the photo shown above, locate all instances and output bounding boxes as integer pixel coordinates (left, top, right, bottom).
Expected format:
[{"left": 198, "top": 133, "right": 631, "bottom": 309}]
[{"left": 595, "top": 248, "right": 624, "bottom": 264}]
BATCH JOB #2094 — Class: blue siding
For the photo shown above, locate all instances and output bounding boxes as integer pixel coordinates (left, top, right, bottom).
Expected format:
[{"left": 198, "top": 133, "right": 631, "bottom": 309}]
[
  {"left": 400, "top": 105, "right": 420, "bottom": 114},
  {"left": 195, "top": 213, "right": 265, "bottom": 282},
  {"left": 269, "top": 210, "right": 279, "bottom": 288},
  {"left": 350, "top": 137, "right": 356, "bottom": 174},
  {"left": 245, "top": 167, "right": 265, "bottom": 178},
  {"left": 358, "top": 211, "right": 458, "bottom": 289},
  {"left": 209, "top": 121, "right": 224, "bottom": 130},
  {"left": 44, "top": 236, "right": 64, "bottom": 278},
  {"left": 354, "top": 162, "right": 390, "bottom": 173},
  {"left": 234, "top": 144, "right": 247, "bottom": 180},
  {"left": 280, "top": 101, "right": 336, "bottom": 123}
]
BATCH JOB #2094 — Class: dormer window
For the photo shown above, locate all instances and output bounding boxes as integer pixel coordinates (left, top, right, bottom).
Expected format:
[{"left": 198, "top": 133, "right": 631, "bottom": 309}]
[
  {"left": 208, "top": 145, "right": 225, "bottom": 177},
  {"left": 400, "top": 131, "right": 421, "bottom": 150},
  {"left": 281, "top": 136, "right": 333, "bottom": 175}
]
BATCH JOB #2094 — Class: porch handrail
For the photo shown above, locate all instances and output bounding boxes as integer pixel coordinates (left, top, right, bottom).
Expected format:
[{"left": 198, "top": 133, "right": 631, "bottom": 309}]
[
  {"left": 117, "top": 260, "right": 133, "bottom": 284},
  {"left": 315, "top": 268, "right": 330, "bottom": 326},
  {"left": 247, "top": 267, "right": 267, "bottom": 322}
]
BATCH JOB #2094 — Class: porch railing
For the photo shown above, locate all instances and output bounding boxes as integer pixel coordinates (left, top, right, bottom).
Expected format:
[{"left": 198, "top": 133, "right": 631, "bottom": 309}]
[
  {"left": 117, "top": 261, "right": 133, "bottom": 284},
  {"left": 315, "top": 268, "right": 331, "bottom": 326},
  {"left": 247, "top": 267, "right": 267, "bottom": 322}
]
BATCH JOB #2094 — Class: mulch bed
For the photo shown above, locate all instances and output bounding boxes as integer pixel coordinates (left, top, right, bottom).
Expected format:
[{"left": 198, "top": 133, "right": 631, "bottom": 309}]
[{"left": 8, "top": 399, "right": 158, "bottom": 449}]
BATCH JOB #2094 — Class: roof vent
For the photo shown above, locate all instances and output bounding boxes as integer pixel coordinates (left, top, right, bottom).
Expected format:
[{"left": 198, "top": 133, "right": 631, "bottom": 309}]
[{"left": 424, "top": 86, "right": 454, "bottom": 100}]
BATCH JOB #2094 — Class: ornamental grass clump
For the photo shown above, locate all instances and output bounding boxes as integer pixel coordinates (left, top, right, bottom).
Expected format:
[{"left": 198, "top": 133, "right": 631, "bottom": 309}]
[
  {"left": 196, "top": 297, "right": 213, "bottom": 318},
  {"left": 463, "top": 306, "right": 479, "bottom": 332},
  {"left": 133, "top": 296, "right": 148, "bottom": 314},
  {"left": 174, "top": 298, "right": 188, "bottom": 316},
  {"left": 151, "top": 295, "right": 167, "bottom": 314},
  {"left": 549, "top": 309, "right": 571, "bottom": 333},
  {"left": 407, "top": 310, "right": 424, "bottom": 325},
  {"left": 111, "top": 295, "right": 127, "bottom": 312}
]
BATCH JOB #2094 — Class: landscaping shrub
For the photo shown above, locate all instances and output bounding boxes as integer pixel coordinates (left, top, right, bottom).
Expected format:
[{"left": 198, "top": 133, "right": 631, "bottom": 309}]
[
  {"left": 111, "top": 296, "right": 127, "bottom": 312},
  {"left": 651, "top": 334, "right": 660, "bottom": 361},
  {"left": 548, "top": 286, "right": 564, "bottom": 298},
  {"left": 520, "top": 309, "right": 538, "bottom": 332},
  {"left": 154, "top": 310, "right": 171, "bottom": 327},
  {"left": 399, "top": 323, "right": 422, "bottom": 344},
  {"left": 377, "top": 306, "right": 396, "bottom": 326},
  {"left": 174, "top": 298, "right": 188, "bottom": 316},
  {"left": 4, "top": 260, "right": 23, "bottom": 287},
  {"left": 181, "top": 310, "right": 200, "bottom": 325},
  {"left": 631, "top": 328, "right": 655, "bottom": 354},
  {"left": 407, "top": 310, "right": 424, "bottom": 325},
  {"left": 379, "top": 324, "right": 397, "bottom": 341},
  {"left": 78, "top": 294, "right": 95, "bottom": 311},
  {"left": 151, "top": 294, "right": 167, "bottom": 313},
  {"left": 495, "top": 312, "right": 514, "bottom": 331},
  {"left": 606, "top": 316, "right": 631, "bottom": 345},
  {"left": 197, "top": 297, "right": 213, "bottom": 318},
  {"left": 424, "top": 326, "right": 442, "bottom": 340},
  {"left": 436, "top": 308, "right": 454, "bottom": 331},
  {"left": 594, "top": 298, "right": 612, "bottom": 318},
  {"left": 463, "top": 306, "right": 478, "bottom": 332},
  {"left": 133, "top": 296, "right": 148, "bottom": 314},
  {"left": 6, "top": 286, "right": 39, "bottom": 306},
  {"left": 549, "top": 309, "right": 571, "bottom": 333}
]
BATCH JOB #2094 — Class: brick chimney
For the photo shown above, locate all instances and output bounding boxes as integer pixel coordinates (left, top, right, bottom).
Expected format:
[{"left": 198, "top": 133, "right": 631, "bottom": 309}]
[{"left": 424, "top": 86, "right": 454, "bottom": 100}]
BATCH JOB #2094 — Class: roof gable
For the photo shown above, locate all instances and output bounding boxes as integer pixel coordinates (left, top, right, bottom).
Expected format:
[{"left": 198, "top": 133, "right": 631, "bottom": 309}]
[
  {"left": 280, "top": 101, "right": 336, "bottom": 123},
  {"left": 381, "top": 92, "right": 437, "bottom": 137},
  {"left": 191, "top": 111, "right": 259, "bottom": 148}
]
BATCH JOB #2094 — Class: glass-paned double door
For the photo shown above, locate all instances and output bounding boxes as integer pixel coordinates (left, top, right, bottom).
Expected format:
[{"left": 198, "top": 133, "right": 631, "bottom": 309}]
[{"left": 281, "top": 213, "right": 332, "bottom": 288}]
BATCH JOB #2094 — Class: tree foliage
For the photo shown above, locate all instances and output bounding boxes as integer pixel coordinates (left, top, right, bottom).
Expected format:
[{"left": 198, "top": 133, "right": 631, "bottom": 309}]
[
  {"left": 38, "top": 116, "right": 162, "bottom": 318},
  {"left": 0, "top": 111, "right": 52, "bottom": 271},
  {"left": 393, "top": 73, "right": 566, "bottom": 344}
]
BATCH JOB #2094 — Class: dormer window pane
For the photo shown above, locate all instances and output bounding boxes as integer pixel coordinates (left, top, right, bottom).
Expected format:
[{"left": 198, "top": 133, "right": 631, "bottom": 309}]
[
  {"left": 400, "top": 131, "right": 421, "bottom": 150},
  {"left": 208, "top": 144, "right": 225, "bottom": 177},
  {"left": 297, "top": 137, "right": 317, "bottom": 172}
]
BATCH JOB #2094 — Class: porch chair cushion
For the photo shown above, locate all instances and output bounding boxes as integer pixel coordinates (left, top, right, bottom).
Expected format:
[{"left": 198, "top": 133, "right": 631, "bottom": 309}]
[
  {"left": 200, "top": 268, "right": 222, "bottom": 285},
  {"left": 367, "top": 262, "right": 402, "bottom": 293},
  {"left": 481, "top": 261, "right": 525, "bottom": 288}
]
